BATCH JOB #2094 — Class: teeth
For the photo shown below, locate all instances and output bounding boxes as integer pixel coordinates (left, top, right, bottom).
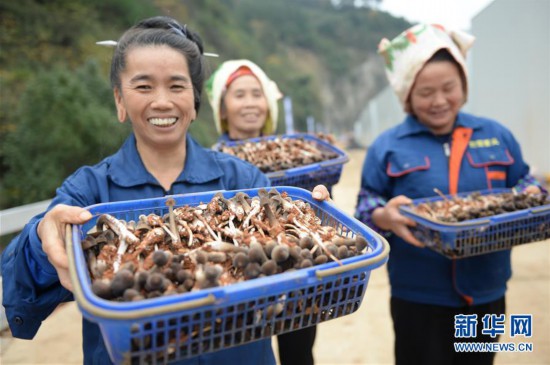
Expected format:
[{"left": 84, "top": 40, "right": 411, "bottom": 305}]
[{"left": 149, "top": 118, "right": 177, "bottom": 126}]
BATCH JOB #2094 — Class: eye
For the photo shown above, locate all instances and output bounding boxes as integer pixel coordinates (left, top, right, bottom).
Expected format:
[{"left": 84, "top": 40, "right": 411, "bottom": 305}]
[
  {"left": 418, "top": 90, "right": 433, "bottom": 98},
  {"left": 443, "top": 85, "right": 456, "bottom": 93},
  {"left": 135, "top": 84, "right": 151, "bottom": 91},
  {"left": 171, "top": 84, "right": 191, "bottom": 91}
]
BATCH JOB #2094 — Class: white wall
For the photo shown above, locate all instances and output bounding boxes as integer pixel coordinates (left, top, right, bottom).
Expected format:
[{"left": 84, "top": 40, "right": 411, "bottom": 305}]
[
  {"left": 353, "top": 85, "right": 405, "bottom": 148},
  {"left": 469, "top": 0, "right": 550, "bottom": 175}
]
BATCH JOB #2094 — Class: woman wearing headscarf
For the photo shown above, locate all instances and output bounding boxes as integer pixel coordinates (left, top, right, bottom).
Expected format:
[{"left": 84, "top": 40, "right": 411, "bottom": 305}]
[
  {"left": 206, "top": 59, "right": 282, "bottom": 142},
  {"left": 206, "top": 59, "right": 317, "bottom": 365},
  {"left": 355, "top": 24, "right": 544, "bottom": 365}
]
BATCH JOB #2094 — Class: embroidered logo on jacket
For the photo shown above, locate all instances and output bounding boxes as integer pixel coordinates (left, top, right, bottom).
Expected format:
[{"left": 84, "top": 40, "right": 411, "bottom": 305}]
[{"left": 469, "top": 138, "right": 500, "bottom": 148}]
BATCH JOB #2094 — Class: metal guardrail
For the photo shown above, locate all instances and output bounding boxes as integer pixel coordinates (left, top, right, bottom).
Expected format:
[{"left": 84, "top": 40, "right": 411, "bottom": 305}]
[{"left": 0, "top": 200, "right": 52, "bottom": 236}]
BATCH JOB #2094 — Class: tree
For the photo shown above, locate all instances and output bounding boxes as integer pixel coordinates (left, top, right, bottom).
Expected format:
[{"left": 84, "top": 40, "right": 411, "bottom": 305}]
[{"left": 1, "top": 60, "right": 129, "bottom": 208}]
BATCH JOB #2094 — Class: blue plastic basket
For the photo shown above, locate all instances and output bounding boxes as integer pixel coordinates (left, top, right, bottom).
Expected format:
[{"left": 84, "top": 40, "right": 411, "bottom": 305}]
[
  {"left": 399, "top": 189, "right": 550, "bottom": 259},
  {"left": 67, "top": 187, "right": 389, "bottom": 364},
  {"left": 213, "top": 134, "right": 349, "bottom": 191}
]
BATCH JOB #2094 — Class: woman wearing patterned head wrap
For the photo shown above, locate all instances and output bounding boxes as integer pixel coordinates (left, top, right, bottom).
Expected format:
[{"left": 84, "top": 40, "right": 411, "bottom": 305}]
[
  {"left": 206, "top": 59, "right": 282, "bottom": 142},
  {"left": 355, "top": 24, "right": 544, "bottom": 365},
  {"left": 207, "top": 59, "right": 317, "bottom": 365}
]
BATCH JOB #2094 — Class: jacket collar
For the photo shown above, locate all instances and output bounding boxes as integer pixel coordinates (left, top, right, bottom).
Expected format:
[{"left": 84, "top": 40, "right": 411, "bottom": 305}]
[
  {"left": 217, "top": 133, "right": 234, "bottom": 143},
  {"left": 108, "top": 134, "right": 224, "bottom": 187},
  {"left": 395, "top": 112, "right": 484, "bottom": 139}
]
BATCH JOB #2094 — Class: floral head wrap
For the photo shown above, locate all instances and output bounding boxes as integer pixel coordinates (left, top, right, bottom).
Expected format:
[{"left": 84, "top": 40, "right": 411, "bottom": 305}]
[{"left": 378, "top": 24, "right": 475, "bottom": 113}]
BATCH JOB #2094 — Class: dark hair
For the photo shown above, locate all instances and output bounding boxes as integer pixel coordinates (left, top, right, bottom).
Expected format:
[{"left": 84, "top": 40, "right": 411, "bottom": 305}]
[
  {"left": 427, "top": 48, "right": 467, "bottom": 92},
  {"left": 110, "top": 16, "right": 205, "bottom": 112}
]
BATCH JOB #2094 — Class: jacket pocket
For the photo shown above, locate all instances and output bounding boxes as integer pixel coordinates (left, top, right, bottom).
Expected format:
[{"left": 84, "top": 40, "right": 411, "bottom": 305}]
[
  {"left": 467, "top": 146, "right": 513, "bottom": 187},
  {"left": 466, "top": 147, "right": 514, "bottom": 167},
  {"left": 387, "top": 153, "right": 430, "bottom": 177}
]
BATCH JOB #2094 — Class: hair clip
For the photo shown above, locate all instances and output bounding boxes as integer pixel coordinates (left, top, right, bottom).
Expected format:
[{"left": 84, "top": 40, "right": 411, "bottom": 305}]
[
  {"left": 96, "top": 40, "right": 118, "bottom": 47},
  {"left": 95, "top": 39, "right": 218, "bottom": 57},
  {"left": 169, "top": 24, "right": 187, "bottom": 38}
]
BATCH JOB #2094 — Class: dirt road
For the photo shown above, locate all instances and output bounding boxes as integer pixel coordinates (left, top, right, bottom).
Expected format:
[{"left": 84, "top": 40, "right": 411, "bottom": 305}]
[{"left": 1, "top": 148, "right": 549, "bottom": 364}]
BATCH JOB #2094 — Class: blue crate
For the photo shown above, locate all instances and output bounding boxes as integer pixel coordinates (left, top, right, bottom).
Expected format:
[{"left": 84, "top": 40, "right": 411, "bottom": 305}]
[
  {"left": 213, "top": 133, "right": 349, "bottom": 191},
  {"left": 399, "top": 189, "right": 550, "bottom": 259},
  {"left": 67, "top": 186, "right": 389, "bottom": 364}
]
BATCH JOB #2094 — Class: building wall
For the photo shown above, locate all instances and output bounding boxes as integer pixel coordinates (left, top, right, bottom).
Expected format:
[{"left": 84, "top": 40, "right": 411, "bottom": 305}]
[
  {"left": 468, "top": 0, "right": 550, "bottom": 175},
  {"left": 353, "top": 85, "right": 405, "bottom": 148}
]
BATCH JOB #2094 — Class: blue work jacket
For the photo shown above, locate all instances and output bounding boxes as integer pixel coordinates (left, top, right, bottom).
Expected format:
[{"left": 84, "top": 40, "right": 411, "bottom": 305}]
[
  {"left": 1, "top": 133, "right": 275, "bottom": 365},
  {"left": 360, "top": 112, "right": 531, "bottom": 307},
  {"left": 216, "top": 133, "right": 267, "bottom": 144}
]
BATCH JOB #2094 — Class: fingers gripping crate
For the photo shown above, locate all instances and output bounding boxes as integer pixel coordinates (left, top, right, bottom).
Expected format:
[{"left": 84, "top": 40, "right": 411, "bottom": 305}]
[
  {"left": 399, "top": 189, "right": 550, "bottom": 259},
  {"left": 213, "top": 133, "right": 349, "bottom": 191},
  {"left": 67, "top": 187, "right": 389, "bottom": 364}
]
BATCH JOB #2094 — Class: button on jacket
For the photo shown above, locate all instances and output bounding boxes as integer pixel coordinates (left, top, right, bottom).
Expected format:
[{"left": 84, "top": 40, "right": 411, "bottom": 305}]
[
  {"left": 1, "top": 133, "right": 275, "bottom": 365},
  {"left": 360, "top": 112, "right": 531, "bottom": 307}
]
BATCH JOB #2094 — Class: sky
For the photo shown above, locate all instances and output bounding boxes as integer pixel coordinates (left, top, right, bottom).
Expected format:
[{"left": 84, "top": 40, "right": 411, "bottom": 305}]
[{"left": 378, "top": 0, "right": 495, "bottom": 31}]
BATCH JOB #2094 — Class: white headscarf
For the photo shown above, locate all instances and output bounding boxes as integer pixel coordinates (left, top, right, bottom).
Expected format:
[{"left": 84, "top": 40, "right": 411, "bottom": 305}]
[
  {"left": 378, "top": 24, "right": 475, "bottom": 113},
  {"left": 205, "top": 59, "right": 283, "bottom": 135}
]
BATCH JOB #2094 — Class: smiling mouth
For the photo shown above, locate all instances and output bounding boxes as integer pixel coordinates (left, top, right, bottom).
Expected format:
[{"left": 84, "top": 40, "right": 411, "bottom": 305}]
[
  {"left": 430, "top": 110, "right": 449, "bottom": 118},
  {"left": 148, "top": 117, "right": 177, "bottom": 127},
  {"left": 242, "top": 113, "right": 261, "bottom": 121}
]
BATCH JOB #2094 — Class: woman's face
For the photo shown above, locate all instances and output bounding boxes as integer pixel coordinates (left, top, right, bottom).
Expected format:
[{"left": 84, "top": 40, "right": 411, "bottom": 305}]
[
  {"left": 409, "top": 60, "right": 465, "bottom": 135},
  {"left": 221, "top": 75, "right": 268, "bottom": 139},
  {"left": 114, "top": 45, "right": 196, "bottom": 150}
]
